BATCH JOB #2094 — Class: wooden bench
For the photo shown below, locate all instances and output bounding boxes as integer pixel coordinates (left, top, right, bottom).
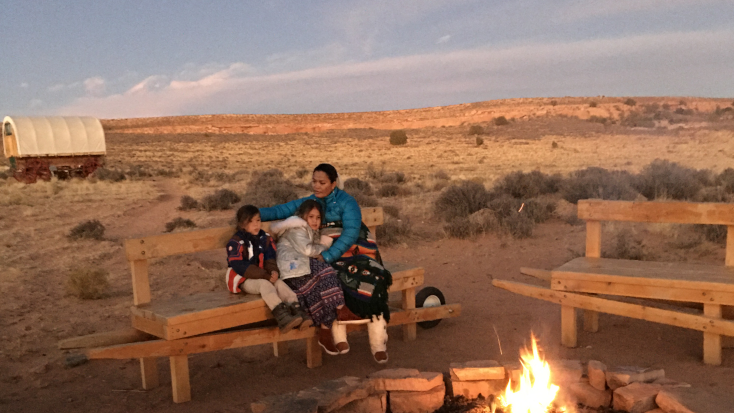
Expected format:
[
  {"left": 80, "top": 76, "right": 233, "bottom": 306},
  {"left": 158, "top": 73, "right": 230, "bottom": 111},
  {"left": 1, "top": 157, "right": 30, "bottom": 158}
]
[
  {"left": 66, "top": 207, "right": 460, "bottom": 403},
  {"left": 493, "top": 200, "right": 734, "bottom": 365}
]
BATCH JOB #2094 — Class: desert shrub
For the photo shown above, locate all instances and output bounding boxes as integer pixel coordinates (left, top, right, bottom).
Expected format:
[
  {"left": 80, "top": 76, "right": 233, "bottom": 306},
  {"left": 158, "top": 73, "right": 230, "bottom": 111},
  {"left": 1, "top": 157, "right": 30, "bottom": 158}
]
[
  {"left": 621, "top": 112, "right": 655, "bottom": 128},
  {"left": 662, "top": 103, "right": 671, "bottom": 110},
  {"left": 389, "top": 130, "right": 408, "bottom": 145},
  {"left": 523, "top": 199, "right": 557, "bottom": 223},
  {"left": 718, "top": 168, "right": 734, "bottom": 193},
  {"left": 432, "top": 170, "right": 450, "bottom": 181},
  {"left": 94, "top": 167, "right": 126, "bottom": 182},
  {"left": 126, "top": 165, "right": 152, "bottom": 179},
  {"left": 165, "top": 217, "right": 197, "bottom": 233},
  {"left": 382, "top": 205, "right": 400, "bottom": 218},
  {"left": 295, "top": 168, "right": 310, "bottom": 179},
  {"left": 468, "top": 208, "right": 499, "bottom": 233},
  {"left": 552, "top": 141, "right": 559, "bottom": 149},
  {"left": 562, "top": 167, "right": 638, "bottom": 204},
  {"left": 344, "top": 177, "right": 373, "bottom": 195},
  {"left": 66, "top": 267, "right": 110, "bottom": 299},
  {"left": 468, "top": 125, "right": 484, "bottom": 135},
  {"left": 494, "top": 116, "right": 510, "bottom": 126},
  {"left": 589, "top": 101, "right": 598, "bottom": 108},
  {"left": 502, "top": 214, "right": 534, "bottom": 239},
  {"left": 154, "top": 168, "right": 179, "bottom": 178},
  {"left": 643, "top": 103, "right": 660, "bottom": 113},
  {"left": 588, "top": 116, "right": 608, "bottom": 125},
  {"left": 201, "top": 189, "right": 241, "bottom": 211},
  {"left": 674, "top": 107, "right": 694, "bottom": 115},
  {"left": 350, "top": 190, "right": 379, "bottom": 207},
  {"left": 696, "top": 225, "right": 727, "bottom": 244},
  {"left": 179, "top": 195, "right": 200, "bottom": 211},
  {"left": 624, "top": 98, "right": 637, "bottom": 106},
  {"left": 434, "top": 180, "right": 490, "bottom": 221},
  {"left": 243, "top": 169, "right": 299, "bottom": 207},
  {"left": 694, "top": 186, "right": 732, "bottom": 203},
  {"left": 492, "top": 170, "right": 562, "bottom": 199},
  {"left": 605, "top": 229, "right": 645, "bottom": 260},
  {"left": 633, "top": 159, "right": 703, "bottom": 200},
  {"left": 366, "top": 163, "right": 383, "bottom": 180},
  {"left": 376, "top": 217, "right": 411, "bottom": 246},
  {"left": 378, "top": 184, "right": 400, "bottom": 197},
  {"left": 476, "top": 136, "right": 484, "bottom": 146},
  {"left": 550, "top": 100, "right": 558, "bottom": 106},
  {"left": 69, "top": 219, "right": 105, "bottom": 240},
  {"left": 444, "top": 217, "right": 474, "bottom": 239},
  {"left": 379, "top": 171, "right": 406, "bottom": 184},
  {"left": 0, "top": 170, "right": 8, "bottom": 179}
]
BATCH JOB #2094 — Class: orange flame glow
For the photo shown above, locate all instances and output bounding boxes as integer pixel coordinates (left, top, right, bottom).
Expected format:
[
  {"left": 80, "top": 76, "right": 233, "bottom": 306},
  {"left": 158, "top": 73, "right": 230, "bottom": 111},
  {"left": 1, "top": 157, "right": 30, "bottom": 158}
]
[{"left": 498, "top": 334, "right": 565, "bottom": 413}]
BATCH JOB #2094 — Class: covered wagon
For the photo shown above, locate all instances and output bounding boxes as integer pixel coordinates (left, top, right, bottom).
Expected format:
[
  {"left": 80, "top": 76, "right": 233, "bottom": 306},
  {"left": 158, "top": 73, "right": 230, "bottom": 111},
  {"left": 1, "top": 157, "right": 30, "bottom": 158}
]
[{"left": 2, "top": 116, "right": 106, "bottom": 183}]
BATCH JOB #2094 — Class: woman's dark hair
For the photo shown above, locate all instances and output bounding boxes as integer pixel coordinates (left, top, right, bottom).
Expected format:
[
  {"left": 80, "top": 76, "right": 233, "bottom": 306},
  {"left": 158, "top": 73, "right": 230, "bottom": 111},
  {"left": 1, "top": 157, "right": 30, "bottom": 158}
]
[
  {"left": 236, "top": 204, "right": 260, "bottom": 228},
  {"left": 296, "top": 199, "right": 324, "bottom": 221},
  {"left": 313, "top": 163, "right": 338, "bottom": 183}
]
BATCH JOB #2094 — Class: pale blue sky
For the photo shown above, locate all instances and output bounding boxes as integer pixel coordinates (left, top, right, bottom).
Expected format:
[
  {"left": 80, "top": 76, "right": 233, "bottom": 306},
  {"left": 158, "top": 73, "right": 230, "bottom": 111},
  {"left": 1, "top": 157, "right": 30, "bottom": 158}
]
[{"left": 2, "top": 1, "right": 733, "bottom": 118}]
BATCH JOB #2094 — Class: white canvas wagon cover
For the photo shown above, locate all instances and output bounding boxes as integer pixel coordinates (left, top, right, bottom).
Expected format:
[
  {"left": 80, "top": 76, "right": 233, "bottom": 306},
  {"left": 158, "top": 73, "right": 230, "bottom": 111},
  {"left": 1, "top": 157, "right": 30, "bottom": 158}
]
[{"left": 3, "top": 116, "right": 106, "bottom": 157}]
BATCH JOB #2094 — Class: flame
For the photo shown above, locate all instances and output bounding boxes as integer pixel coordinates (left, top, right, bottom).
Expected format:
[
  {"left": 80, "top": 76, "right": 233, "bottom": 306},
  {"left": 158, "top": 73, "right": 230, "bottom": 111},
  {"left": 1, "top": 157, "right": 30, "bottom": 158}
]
[{"left": 498, "top": 334, "right": 565, "bottom": 413}]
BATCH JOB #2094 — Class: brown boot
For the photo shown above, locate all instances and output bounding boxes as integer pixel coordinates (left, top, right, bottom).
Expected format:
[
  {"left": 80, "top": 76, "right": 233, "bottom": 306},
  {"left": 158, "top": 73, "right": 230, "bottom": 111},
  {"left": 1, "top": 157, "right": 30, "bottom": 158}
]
[{"left": 318, "top": 327, "right": 339, "bottom": 355}]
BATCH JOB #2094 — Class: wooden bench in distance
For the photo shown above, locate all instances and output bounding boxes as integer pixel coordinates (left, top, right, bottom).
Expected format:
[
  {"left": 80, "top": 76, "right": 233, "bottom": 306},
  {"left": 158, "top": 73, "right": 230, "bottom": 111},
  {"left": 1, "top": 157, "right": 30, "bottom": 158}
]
[
  {"left": 89, "top": 206, "right": 460, "bottom": 403},
  {"left": 495, "top": 200, "right": 734, "bottom": 366}
]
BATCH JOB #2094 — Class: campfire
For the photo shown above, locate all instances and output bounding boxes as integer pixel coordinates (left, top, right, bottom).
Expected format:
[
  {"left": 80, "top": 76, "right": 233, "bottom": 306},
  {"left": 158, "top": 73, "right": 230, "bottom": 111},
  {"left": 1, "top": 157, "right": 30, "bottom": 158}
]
[{"left": 497, "top": 334, "right": 567, "bottom": 413}]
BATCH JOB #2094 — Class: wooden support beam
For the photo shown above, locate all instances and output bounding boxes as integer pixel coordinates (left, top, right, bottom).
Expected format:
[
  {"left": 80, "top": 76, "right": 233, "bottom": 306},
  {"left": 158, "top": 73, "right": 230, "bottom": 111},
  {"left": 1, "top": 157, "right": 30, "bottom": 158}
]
[
  {"left": 58, "top": 328, "right": 152, "bottom": 349},
  {"left": 131, "top": 260, "right": 151, "bottom": 306},
  {"left": 583, "top": 310, "right": 599, "bottom": 333},
  {"left": 703, "top": 304, "right": 722, "bottom": 366},
  {"left": 87, "top": 305, "right": 460, "bottom": 360},
  {"left": 519, "top": 267, "right": 551, "bottom": 282},
  {"left": 402, "top": 287, "right": 417, "bottom": 342},
  {"left": 583, "top": 220, "right": 601, "bottom": 333},
  {"left": 552, "top": 278, "right": 734, "bottom": 305},
  {"left": 140, "top": 358, "right": 159, "bottom": 390},
  {"left": 577, "top": 200, "right": 734, "bottom": 225},
  {"left": 561, "top": 306, "right": 577, "bottom": 348},
  {"left": 273, "top": 341, "right": 288, "bottom": 357},
  {"left": 306, "top": 335, "right": 322, "bottom": 368},
  {"left": 169, "top": 355, "right": 191, "bottom": 403},
  {"left": 493, "top": 280, "right": 734, "bottom": 337},
  {"left": 726, "top": 225, "right": 734, "bottom": 267}
]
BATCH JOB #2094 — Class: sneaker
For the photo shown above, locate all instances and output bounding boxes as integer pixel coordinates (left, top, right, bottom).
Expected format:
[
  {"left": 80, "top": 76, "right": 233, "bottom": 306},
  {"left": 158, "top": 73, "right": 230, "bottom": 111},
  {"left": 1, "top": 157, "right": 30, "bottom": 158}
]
[
  {"left": 373, "top": 351, "right": 388, "bottom": 364},
  {"left": 272, "top": 302, "right": 302, "bottom": 333},
  {"left": 289, "top": 302, "right": 313, "bottom": 330},
  {"left": 337, "top": 306, "right": 365, "bottom": 324},
  {"left": 318, "top": 327, "right": 340, "bottom": 355}
]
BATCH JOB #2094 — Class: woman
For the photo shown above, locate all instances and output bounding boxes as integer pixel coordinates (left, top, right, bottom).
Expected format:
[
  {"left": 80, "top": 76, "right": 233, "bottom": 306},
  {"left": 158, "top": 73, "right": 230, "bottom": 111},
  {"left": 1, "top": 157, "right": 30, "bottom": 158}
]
[{"left": 260, "top": 163, "right": 391, "bottom": 363}]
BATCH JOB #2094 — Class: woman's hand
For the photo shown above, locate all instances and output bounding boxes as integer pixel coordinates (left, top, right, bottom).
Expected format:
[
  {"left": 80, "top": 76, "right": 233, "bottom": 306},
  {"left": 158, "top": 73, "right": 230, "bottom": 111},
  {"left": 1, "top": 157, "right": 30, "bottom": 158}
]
[
  {"left": 316, "top": 254, "right": 325, "bottom": 262},
  {"left": 270, "top": 271, "right": 279, "bottom": 284}
]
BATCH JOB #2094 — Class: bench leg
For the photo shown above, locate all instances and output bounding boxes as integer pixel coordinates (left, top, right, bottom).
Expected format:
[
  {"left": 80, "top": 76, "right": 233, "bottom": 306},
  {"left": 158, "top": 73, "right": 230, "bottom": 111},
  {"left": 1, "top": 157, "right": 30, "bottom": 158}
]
[
  {"left": 169, "top": 355, "right": 191, "bottom": 403},
  {"left": 273, "top": 341, "right": 288, "bottom": 357},
  {"left": 583, "top": 310, "right": 599, "bottom": 332},
  {"left": 139, "top": 357, "right": 159, "bottom": 390},
  {"left": 703, "top": 304, "right": 722, "bottom": 366},
  {"left": 561, "top": 305, "right": 577, "bottom": 348},
  {"left": 306, "top": 335, "right": 322, "bottom": 368},
  {"left": 402, "top": 287, "right": 417, "bottom": 342}
]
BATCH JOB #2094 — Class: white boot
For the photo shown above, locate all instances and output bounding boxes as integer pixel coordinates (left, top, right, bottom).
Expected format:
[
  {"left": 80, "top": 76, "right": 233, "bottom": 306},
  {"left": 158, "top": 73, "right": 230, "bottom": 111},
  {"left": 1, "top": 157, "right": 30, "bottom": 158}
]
[
  {"left": 331, "top": 322, "right": 349, "bottom": 354},
  {"left": 367, "top": 315, "right": 388, "bottom": 364}
]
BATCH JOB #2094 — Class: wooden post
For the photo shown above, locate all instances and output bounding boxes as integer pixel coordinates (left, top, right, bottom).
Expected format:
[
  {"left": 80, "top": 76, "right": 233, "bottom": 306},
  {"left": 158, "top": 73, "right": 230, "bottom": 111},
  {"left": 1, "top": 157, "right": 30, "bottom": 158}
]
[
  {"left": 131, "top": 259, "right": 159, "bottom": 389},
  {"left": 583, "top": 220, "right": 601, "bottom": 332},
  {"left": 306, "top": 335, "right": 322, "bottom": 368},
  {"left": 140, "top": 357, "right": 159, "bottom": 390},
  {"left": 703, "top": 304, "right": 722, "bottom": 366},
  {"left": 402, "top": 287, "right": 417, "bottom": 342},
  {"left": 273, "top": 341, "right": 288, "bottom": 357},
  {"left": 169, "top": 355, "right": 191, "bottom": 403},
  {"left": 723, "top": 226, "right": 734, "bottom": 348},
  {"left": 561, "top": 306, "right": 577, "bottom": 348}
]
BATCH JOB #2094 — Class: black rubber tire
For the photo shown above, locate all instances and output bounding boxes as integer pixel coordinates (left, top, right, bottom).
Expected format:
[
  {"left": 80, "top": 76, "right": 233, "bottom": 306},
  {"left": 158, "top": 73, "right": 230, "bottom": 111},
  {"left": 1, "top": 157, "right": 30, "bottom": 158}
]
[{"left": 416, "top": 286, "right": 446, "bottom": 329}]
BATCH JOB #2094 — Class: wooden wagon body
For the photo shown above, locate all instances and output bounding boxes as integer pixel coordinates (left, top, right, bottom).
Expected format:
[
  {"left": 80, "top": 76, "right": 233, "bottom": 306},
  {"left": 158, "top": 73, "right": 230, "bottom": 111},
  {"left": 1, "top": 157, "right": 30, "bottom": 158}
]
[{"left": 2, "top": 116, "right": 106, "bottom": 183}]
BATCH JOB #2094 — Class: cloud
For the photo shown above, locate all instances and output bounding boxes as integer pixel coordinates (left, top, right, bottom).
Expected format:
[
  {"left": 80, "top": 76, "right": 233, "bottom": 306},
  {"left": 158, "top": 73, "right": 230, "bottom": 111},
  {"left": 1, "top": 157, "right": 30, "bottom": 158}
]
[
  {"left": 83, "top": 76, "right": 106, "bottom": 96},
  {"left": 29, "top": 99, "right": 44, "bottom": 109},
  {"left": 556, "top": 0, "right": 729, "bottom": 22},
  {"left": 48, "top": 81, "right": 81, "bottom": 93},
  {"left": 19, "top": 82, "right": 28, "bottom": 88},
  {"left": 436, "top": 35, "right": 451, "bottom": 44},
  {"left": 55, "top": 28, "right": 734, "bottom": 118}
]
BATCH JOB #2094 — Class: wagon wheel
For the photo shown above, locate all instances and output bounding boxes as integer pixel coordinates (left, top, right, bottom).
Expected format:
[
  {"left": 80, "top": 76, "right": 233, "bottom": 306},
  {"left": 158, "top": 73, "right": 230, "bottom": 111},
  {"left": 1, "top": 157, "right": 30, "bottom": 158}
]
[
  {"left": 21, "top": 159, "right": 44, "bottom": 184},
  {"left": 82, "top": 158, "right": 100, "bottom": 177},
  {"left": 36, "top": 160, "right": 52, "bottom": 181},
  {"left": 416, "top": 287, "right": 446, "bottom": 329}
]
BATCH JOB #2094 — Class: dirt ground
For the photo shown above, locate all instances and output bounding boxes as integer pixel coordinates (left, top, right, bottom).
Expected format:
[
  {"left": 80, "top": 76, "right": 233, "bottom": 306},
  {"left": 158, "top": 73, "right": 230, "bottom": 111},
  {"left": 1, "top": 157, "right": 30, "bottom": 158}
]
[{"left": 2, "top": 98, "right": 734, "bottom": 412}]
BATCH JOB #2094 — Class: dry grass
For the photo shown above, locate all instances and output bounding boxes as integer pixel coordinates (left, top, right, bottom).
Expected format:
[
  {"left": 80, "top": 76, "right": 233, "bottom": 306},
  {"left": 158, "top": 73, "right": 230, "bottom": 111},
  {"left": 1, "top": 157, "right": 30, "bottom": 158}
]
[{"left": 66, "top": 267, "right": 110, "bottom": 299}]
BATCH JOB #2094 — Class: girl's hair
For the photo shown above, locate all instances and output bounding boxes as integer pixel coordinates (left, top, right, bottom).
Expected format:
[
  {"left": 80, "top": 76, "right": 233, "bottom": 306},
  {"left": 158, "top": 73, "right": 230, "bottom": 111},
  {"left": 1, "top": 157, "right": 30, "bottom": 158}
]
[
  {"left": 236, "top": 204, "right": 260, "bottom": 228},
  {"left": 313, "top": 163, "right": 338, "bottom": 183},
  {"left": 296, "top": 199, "right": 323, "bottom": 221}
]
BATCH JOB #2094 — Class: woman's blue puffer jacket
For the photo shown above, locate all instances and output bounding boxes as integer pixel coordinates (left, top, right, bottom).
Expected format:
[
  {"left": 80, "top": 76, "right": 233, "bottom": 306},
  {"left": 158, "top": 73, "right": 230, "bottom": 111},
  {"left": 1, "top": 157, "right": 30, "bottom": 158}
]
[{"left": 259, "top": 187, "right": 362, "bottom": 263}]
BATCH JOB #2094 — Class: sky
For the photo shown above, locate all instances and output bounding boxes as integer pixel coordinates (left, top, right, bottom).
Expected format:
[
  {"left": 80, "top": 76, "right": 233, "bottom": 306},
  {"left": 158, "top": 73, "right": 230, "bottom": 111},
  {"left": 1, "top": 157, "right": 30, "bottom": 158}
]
[{"left": 1, "top": 0, "right": 733, "bottom": 119}]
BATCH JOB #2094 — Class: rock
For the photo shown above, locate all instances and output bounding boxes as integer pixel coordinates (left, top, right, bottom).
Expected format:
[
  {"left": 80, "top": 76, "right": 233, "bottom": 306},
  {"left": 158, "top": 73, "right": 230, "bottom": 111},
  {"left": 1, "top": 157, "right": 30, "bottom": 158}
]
[
  {"left": 450, "top": 360, "right": 505, "bottom": 381},
  {"left": 369, "top": 369, "right": 442, "bottom": 392},
  {"left": 612, "top": 382, "right": 661, "bottom": 413},
  {"left": 606, "top": 366, "right": 665, "bottom": 390},
  {"left": 567, "top": 381, "right": 612, "bottom": 409},
  {"left": 587, "top": 360, "right": 607, "bottom": 391},
  {"left": 548, "top": 360, "right": 583, "bottom": 385},
  {"left": 334, "top": 393, "right": 386, "bottom": 413},
  {"left": 297, "top": 376, "right": 373, "bottom": 413},
  {"left": 450, "top": 379, "right": 507, "bottom": 399},
  {"left": 30, "top": 362, "right": 50, "bottom": 375},
  {"left": 65, "top": 354, "right": 88, "bottom": 368},
  {"left": 251, "top": 392, "right": 319, "bottom": 413},
  {"left": 651, "top": 378, "right": 691, "bottom": 388},
  {"left": 390, "top": 383, "right": 446, "bottom": 413},
  {"left": 656, "top": 388, "right": 723, "bottom": 413},
  {"left": 502, "top": 361, "right": 523, "bottom": 387}
]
